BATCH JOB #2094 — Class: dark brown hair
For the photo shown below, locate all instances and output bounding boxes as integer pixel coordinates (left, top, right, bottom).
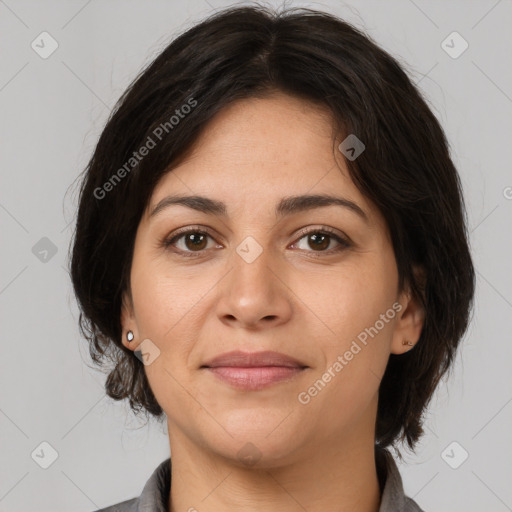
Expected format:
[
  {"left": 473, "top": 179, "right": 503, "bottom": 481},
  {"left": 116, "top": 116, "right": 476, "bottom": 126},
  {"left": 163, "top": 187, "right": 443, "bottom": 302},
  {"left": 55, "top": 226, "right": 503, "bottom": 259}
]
[{"left": 69, "top": 5, "right": 475, "bottom": 451}]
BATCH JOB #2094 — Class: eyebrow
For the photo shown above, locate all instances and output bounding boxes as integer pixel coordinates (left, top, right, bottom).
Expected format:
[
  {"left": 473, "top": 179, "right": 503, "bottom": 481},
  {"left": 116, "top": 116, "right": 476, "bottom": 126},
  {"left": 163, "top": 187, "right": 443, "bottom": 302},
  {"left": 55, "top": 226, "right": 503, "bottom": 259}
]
[{"left": 149, "top": 194, "right": 369, "bottom": 223}]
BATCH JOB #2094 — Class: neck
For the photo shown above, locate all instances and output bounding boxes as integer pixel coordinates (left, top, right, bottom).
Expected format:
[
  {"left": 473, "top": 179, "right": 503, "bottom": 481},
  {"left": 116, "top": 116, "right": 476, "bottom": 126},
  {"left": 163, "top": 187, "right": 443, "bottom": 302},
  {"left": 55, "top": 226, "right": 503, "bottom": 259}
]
[{"left": 168, "top": 423, "right": 381, "bottom": 512}]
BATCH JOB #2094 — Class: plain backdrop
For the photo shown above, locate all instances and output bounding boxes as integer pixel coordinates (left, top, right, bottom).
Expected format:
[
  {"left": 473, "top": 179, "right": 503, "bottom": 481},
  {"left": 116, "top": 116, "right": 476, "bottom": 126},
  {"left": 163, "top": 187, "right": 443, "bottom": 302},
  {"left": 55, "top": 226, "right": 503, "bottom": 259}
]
[{"left": 1, "top": 1, "right": 511, "bottom": 511}]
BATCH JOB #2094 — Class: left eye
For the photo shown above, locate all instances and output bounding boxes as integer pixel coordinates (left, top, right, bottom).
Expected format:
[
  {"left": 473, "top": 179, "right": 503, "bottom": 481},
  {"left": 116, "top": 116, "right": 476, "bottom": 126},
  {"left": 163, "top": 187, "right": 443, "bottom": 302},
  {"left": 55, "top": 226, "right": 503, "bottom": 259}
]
[{"left": 291, "top": 230, "right": 350, "bottom": 253}]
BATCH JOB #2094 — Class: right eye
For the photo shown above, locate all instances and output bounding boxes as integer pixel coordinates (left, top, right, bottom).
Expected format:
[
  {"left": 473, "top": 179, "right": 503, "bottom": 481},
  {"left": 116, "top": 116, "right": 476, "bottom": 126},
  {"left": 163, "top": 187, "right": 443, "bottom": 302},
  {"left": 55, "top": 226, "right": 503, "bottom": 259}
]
[{"left": 163, "top": 228, "right": 222, "bottom": 257}]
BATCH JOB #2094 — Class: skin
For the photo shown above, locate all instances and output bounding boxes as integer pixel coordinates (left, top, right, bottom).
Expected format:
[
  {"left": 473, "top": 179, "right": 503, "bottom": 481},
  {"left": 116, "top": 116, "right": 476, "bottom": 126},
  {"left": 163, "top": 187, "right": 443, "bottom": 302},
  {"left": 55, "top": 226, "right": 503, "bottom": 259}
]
[{"left": 121, "top": 92, "right": 425, "bottom": 512}]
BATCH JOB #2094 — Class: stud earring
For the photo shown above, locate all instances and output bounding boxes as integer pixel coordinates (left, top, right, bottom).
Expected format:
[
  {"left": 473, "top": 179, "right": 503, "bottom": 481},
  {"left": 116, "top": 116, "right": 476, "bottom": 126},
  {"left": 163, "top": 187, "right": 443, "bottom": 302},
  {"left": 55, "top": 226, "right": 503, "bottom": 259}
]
[
  {"left": 127, "top": 331, "right": 134, "bottom": 342},
  {"left": 402, "top": 339, "right": 413, "bottom": 346}
]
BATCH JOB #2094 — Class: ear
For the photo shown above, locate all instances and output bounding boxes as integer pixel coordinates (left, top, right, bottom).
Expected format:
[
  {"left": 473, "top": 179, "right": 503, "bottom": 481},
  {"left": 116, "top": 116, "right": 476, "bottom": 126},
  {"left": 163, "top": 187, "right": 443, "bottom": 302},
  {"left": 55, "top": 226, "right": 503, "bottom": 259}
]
[
  {"left": 120, "top": 289, "right": 139, "bottom": 351},
  {"left": 390, "top": 266, "right": 426, "bottom": 355}
]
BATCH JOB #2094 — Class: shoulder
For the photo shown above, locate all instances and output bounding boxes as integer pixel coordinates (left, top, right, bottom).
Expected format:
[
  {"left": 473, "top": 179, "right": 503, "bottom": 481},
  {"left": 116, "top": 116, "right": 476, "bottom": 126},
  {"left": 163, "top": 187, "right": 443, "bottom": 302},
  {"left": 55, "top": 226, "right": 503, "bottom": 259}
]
[
  {"left": 91, "top": 457, "right": 171, "bottom": 512},
  {"left": 376, "top": 447, "right": 426, "bottom": 512},
  {"left": 92, "top": 497, "right": 138, "bottom": 512},
  {"left": 404, "top": 496, "right": 426, "bottom": 511}
]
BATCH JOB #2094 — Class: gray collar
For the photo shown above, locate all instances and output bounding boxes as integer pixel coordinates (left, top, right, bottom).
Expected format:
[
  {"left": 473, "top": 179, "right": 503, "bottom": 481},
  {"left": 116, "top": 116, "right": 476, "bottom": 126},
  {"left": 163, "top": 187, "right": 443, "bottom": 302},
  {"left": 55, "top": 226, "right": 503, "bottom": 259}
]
[
  {"left": 375, "top": 447, "right": 424, "bottom": 511},
  {"left": 107, "top": 447, "right": 424, "bottom": 512}
]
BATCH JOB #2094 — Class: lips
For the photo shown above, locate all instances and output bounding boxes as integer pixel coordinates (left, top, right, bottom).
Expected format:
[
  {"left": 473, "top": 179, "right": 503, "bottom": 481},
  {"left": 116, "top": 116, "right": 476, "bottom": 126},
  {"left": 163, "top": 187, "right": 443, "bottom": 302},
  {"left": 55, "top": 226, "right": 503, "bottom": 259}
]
[
  {"left": 201, "top": 350, "right": 308, "bottom": 391},
  {"left": 202, "top": 350, "right": 307, "bottom": 369}
]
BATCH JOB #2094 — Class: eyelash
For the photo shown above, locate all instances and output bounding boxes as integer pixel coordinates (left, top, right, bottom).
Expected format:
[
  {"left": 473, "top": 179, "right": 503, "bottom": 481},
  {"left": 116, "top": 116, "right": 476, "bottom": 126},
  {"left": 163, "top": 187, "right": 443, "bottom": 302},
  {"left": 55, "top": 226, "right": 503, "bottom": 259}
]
[{"left": 162, "top": 225, "right": 351, "bottom": 258}]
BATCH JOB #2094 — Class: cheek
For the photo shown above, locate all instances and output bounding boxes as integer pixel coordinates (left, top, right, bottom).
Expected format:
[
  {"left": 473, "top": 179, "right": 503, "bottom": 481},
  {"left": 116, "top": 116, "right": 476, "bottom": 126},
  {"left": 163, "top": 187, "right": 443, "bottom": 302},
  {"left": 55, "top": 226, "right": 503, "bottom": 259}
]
[
  {"left": 294, "top": 249, "right": 398, "bottom": 344},
  {"left": 129, "top": 259, "right": 200, "bottom": 415},
  {"left": 293, "top": 249, "right": 398, "bottom": 408},
  {"left": 130, "top": 252, "right": 201, "bottom": 338}
]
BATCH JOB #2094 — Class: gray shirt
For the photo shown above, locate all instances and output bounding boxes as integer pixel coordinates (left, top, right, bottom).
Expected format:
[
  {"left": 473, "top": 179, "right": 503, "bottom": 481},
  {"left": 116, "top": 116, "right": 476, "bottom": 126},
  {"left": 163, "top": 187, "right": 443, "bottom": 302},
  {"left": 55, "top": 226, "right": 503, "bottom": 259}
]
[{"left": 94, "top": 447, "right": 424, "bottom": 512}]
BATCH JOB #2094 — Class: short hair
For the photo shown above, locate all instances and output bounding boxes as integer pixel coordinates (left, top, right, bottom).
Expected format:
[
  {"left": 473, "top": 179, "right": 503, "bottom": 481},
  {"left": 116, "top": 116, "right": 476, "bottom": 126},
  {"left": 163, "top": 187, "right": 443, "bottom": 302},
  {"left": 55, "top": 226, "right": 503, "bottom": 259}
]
[{"left": 69, "top": 5, "right": 475, "bottom": 451}]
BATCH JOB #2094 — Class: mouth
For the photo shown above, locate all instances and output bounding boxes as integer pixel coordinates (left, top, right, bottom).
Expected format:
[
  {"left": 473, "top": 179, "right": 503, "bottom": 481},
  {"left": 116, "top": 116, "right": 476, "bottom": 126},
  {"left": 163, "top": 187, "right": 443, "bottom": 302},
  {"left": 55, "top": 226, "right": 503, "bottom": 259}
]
[{"left": 200, "top": 350, "right": 309, "bottom": 391}]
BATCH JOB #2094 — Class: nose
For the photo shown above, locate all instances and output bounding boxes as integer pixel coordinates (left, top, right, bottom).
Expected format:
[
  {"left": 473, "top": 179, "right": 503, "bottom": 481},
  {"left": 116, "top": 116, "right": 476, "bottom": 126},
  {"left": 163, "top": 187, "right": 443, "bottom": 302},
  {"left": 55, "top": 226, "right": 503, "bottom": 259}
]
[{"left": 215, "top": 240, "right": 293, "bottom": 331}]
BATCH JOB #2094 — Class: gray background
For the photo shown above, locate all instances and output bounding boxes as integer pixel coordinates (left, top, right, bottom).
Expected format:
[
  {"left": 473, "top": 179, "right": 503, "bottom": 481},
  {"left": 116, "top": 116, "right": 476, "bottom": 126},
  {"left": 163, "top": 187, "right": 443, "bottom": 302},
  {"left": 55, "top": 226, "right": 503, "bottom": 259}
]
[{"left": 1, "top": 0, "right": 511, "bottom": 511}]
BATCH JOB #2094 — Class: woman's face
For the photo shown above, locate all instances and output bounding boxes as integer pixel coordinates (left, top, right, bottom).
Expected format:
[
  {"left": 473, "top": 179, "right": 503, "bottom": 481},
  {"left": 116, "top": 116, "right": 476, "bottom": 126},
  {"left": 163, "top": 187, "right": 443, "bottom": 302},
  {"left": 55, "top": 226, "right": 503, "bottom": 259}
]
[{"left": 122, "top": 92, "right": 423, "bottom": 467}]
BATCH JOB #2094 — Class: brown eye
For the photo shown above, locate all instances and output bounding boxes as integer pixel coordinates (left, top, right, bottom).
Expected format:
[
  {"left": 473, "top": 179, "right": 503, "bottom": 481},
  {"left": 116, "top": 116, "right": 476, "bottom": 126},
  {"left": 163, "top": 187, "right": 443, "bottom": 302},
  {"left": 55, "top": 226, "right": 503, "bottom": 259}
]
[
  {"left": 307, "top": 233, "right": 330, "bottom": 251},
  {"left": 292, "top": 229, "right": 350, "bottom": 253},
  {"left": 164, "top": 229, "right": 216, "bottom": 255},
  {"left": 182, "top": 232, "right": 208, "bottom": 251}
]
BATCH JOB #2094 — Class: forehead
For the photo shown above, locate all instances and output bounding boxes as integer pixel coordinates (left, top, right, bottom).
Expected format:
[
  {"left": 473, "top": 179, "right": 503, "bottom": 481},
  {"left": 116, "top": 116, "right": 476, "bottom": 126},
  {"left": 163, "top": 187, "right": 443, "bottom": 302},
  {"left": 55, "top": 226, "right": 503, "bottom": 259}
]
[
  {"left": 147, "top": 93, "right": 380, "bottom": 225},
  {"left": 175, "top": 93, "right": 336, "bottom": 173}
]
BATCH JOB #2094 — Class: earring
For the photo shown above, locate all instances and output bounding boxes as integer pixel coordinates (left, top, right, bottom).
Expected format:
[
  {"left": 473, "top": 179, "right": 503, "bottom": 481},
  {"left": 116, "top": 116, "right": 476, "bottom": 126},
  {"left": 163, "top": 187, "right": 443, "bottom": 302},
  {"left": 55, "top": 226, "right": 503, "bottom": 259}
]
[
  {"left": 402, "top": 339, "right": 413, "bottom": 347},
  {"left": 127, "top": 331, "right": 134, "bottom": 342}
]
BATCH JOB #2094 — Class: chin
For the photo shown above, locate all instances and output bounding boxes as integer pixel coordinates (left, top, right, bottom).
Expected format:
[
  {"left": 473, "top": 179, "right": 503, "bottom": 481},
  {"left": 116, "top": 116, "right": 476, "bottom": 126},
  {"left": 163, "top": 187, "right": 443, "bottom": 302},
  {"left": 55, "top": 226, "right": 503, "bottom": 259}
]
[{"left": 202, "top": 409, "right": 311, "bottom": 468}]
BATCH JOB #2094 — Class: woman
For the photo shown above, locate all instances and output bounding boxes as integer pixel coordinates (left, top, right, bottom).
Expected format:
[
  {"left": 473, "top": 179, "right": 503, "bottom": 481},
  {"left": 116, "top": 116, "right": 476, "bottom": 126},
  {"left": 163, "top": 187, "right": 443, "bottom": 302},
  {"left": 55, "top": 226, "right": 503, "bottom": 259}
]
[{"left": 70, "top": 5, "right": 475, "bottom": 512}]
